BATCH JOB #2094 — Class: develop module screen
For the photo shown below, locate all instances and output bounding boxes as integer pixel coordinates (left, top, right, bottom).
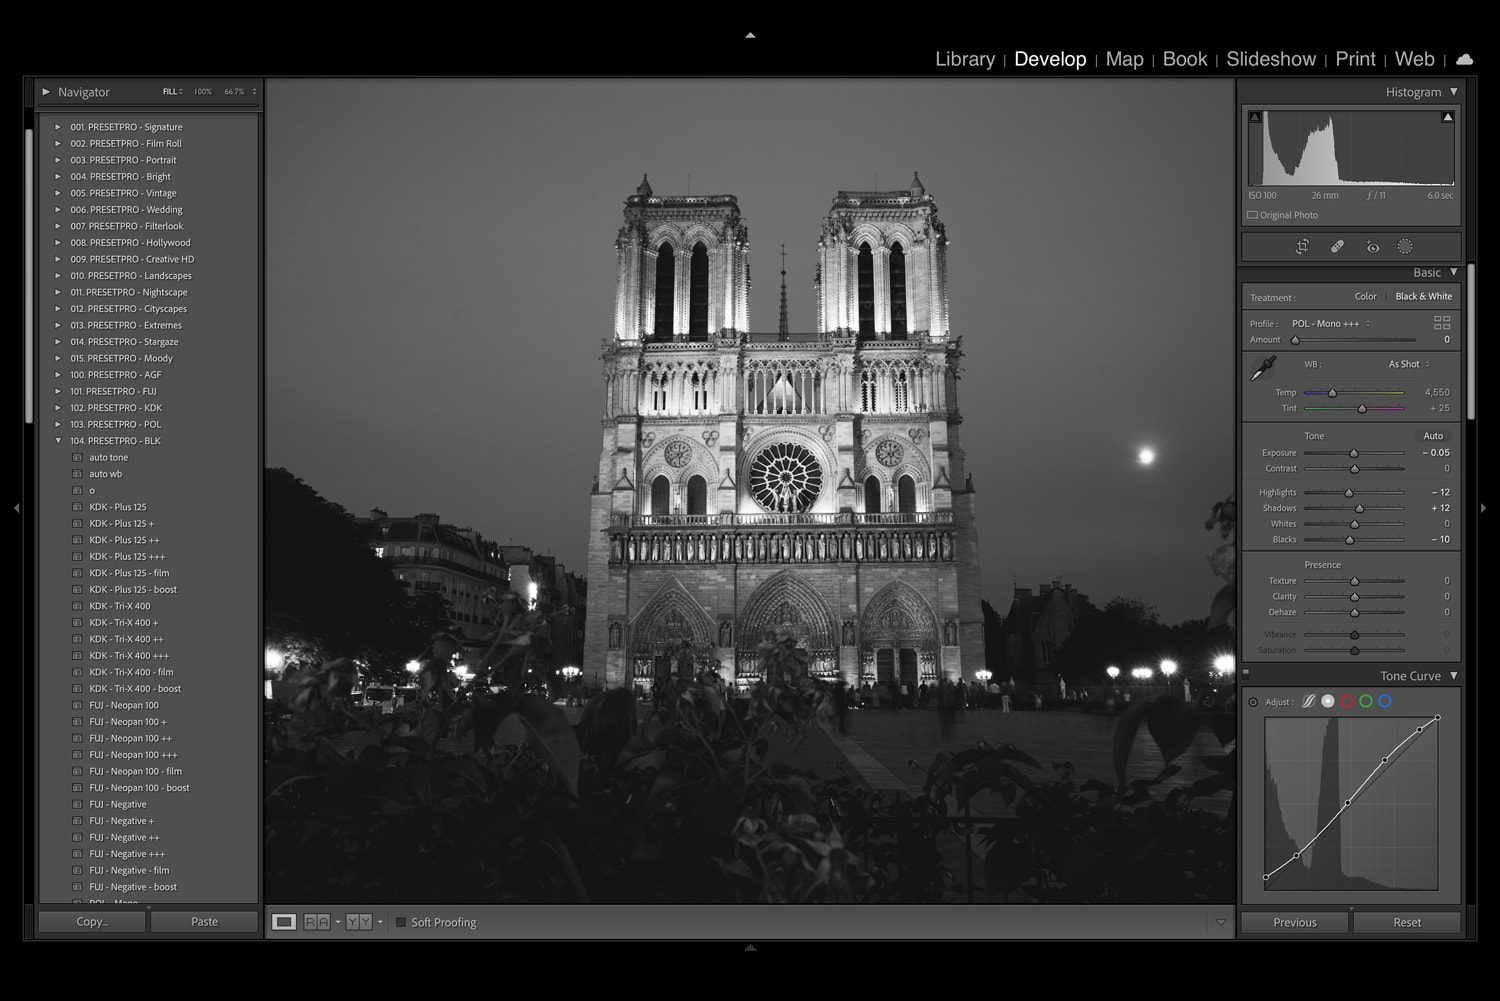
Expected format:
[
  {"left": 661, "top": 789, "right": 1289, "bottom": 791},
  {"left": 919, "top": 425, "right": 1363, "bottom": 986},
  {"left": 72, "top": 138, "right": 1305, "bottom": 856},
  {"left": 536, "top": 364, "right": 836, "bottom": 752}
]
[{"left": 21, "top": 50, "right": 1479, "bottom": 944}]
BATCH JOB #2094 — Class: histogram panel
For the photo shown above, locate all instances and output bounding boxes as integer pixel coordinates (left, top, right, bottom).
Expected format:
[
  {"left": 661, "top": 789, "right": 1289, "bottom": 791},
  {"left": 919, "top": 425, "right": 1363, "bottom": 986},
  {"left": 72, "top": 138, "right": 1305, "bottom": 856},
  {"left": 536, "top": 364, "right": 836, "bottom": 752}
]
[
  {"left": 1241, "top": 106, "right": 1460, "bottom": 227},
  {"left": 1263, "top": 716, "right": 1438, "bottom": 891},
  {"left": 1250, "top": 111, "right": 1455, "bottom": 186}
]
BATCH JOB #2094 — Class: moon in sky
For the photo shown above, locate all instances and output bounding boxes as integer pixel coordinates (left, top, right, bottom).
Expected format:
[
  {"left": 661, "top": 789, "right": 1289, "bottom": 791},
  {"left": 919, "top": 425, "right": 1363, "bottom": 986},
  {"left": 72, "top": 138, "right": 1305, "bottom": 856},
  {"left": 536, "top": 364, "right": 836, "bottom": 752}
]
[{"left": 1138, "top": 447, "right": 1156, "bottom": 466}]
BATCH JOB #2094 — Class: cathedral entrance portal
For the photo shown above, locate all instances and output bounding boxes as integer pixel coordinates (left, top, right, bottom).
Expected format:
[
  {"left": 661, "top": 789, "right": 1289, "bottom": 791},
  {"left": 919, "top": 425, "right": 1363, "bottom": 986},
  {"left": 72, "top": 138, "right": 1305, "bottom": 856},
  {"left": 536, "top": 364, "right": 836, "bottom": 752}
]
[
  {"left": 629, "top": 579, "right": 716, "bottom": 693},
  {"left": 735, "top": 570, "right": 838, "bottom": 683},
  {"left": 899, "top": 649, "right": 919, "bottom": 688},
  {"left": 860, "top": 581, "right": 942, "bottom": 685},
  {"left": 873, "top": 649, "right": 920, "bottom": 689}
]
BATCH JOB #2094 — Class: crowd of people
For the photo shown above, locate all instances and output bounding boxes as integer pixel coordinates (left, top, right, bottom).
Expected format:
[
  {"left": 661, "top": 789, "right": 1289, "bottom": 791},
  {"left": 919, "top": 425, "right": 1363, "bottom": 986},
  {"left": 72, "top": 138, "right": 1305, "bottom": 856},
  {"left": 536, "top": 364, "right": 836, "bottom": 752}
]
[{"left": 842, "top": 677, "right": 1026, "bottom": 713}]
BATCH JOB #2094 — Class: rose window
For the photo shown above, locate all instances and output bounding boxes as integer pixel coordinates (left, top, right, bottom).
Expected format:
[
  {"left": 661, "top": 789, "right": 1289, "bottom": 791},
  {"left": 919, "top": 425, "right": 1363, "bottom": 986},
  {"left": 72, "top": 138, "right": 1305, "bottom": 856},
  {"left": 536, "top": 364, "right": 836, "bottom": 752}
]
[
  {"left": 665, "top": 440, "right": 692, "bottom": 468},
  {"left": 876, "top": 439, "right": 904, "bottom": 467},
  {"left": 749, "top": 442, "right": 823, "bottom": 513}
]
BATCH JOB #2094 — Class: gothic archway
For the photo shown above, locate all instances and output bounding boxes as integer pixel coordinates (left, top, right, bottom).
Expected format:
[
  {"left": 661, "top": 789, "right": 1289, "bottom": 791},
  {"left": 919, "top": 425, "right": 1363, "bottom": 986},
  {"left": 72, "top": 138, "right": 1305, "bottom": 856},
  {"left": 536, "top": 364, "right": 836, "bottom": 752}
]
[
  {"left": 736, "top": 570, "right": 838, "bottom": 679},
  {"left": 859, "top": 580, "right": 941, "bottom": 684},
  {"left": 629, "top": 579, "right": 717, "bottom": 685}
]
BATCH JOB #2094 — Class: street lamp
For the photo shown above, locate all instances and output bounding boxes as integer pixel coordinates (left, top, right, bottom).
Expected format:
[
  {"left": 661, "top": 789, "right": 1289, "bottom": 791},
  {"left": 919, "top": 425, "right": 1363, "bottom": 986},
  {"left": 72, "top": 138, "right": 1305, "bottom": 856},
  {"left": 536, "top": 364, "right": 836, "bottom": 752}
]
[
  {"left": 561, "top": 665, "right": 581, "bottom": 705},
  {"left": 1160, "top": 658, "right": 1181, "bottom": 700},
  {"left": 1214, "top": 653, "right": 1235, "bottom": 676},
  {"left": 263, "top": 648, "right": 286, "bottom": 699},
  {"left": 1106, "top": 665, "right": 1119, "bottom": 682},
  {"left": 405, "top": 659, "right": 421, "bottom": 677}
]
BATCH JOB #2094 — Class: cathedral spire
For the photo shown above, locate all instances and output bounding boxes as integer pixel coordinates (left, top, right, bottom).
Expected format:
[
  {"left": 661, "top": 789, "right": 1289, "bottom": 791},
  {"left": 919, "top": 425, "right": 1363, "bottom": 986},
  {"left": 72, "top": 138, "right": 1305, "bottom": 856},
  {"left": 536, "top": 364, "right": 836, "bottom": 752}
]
[
  {"left": 778, "top": 244, "right": 789, "bottom": 340},
  {"left": 636, "top": 174, "right": 652, "bottom": 196}
]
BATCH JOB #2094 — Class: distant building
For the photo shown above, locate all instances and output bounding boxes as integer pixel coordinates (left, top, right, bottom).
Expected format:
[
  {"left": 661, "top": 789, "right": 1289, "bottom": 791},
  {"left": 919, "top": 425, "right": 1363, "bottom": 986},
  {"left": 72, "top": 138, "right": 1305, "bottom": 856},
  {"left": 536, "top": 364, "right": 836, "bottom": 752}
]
[
  {"left": 1001, "top": 580, "right": 1089, "bottom": 687},
  {"left": 358, "top": 513, "right": 589, "bottom": 683},
  {"left": 359, "top": 509, "right": 509, "bottom": 641}
]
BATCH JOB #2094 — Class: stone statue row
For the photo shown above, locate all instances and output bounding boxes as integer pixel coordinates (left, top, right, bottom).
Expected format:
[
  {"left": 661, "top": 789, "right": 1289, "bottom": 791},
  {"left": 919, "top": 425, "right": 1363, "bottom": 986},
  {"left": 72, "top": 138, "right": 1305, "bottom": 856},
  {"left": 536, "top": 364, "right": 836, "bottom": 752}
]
[
  {"left": 607, "top": 618, "right": 956, "bottom": 652},
  {"left": 609, "top": 529, "right": 955, "bottom": 565}
]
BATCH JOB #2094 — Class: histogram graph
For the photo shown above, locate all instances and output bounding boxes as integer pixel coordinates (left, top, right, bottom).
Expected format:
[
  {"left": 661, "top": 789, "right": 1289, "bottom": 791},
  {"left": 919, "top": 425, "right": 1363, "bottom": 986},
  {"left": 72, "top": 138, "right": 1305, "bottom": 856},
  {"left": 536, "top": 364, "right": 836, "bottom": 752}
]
[
  {"left": 1248, "top": 110, "right": 1456, "bottom": 186},
  {"left": 1263, "top": 716, "right": 1439, "bottom": 891}
]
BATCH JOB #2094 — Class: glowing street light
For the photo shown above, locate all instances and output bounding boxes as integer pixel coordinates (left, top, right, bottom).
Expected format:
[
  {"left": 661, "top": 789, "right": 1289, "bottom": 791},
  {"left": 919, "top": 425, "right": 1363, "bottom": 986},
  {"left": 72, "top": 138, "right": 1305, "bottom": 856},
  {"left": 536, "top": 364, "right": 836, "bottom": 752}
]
[
  {"left": 1131, "top": 667, "right": 1153, "bottom": 681},
  {"left": 264, "top": 648, "right": 285, "bottom": 673},
  {"left": 1214, "top": 654, "right": 1235, "bottom": 675},
  {"left": 1160, "top": 659, "right": 1179, "bottom": 678},
  {"left": 1106, "top": 666, "right": 1120, "bottom": 681},
  {"left": 405, "top": 659, "right": 421, "bottom": 676}
]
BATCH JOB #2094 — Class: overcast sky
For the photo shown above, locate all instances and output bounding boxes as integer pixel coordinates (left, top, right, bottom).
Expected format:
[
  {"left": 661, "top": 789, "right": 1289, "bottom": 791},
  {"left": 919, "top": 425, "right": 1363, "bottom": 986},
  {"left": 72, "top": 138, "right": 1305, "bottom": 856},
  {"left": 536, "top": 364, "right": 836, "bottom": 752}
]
[{"left": 265, "top": 78, "right": 1233, "bottom": 625}]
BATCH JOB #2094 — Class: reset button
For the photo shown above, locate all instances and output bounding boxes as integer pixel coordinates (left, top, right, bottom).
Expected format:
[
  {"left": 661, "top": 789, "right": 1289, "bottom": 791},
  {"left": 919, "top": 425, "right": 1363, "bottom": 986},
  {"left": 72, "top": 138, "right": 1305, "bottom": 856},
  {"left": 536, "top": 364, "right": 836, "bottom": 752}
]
[{"left": 1352, "top": 912, "right": 1461, "bottom": 935}]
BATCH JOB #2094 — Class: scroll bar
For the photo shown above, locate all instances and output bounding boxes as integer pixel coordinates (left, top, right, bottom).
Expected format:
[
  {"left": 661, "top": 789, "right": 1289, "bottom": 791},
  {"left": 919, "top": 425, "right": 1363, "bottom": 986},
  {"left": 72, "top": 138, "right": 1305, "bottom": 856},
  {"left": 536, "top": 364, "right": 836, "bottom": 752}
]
[
  {"left": 1468, "top": 264, "right": 1476, "bottom": 420},
  {"left": 24, "top": 127, "right": 33, "bottom": 425}
]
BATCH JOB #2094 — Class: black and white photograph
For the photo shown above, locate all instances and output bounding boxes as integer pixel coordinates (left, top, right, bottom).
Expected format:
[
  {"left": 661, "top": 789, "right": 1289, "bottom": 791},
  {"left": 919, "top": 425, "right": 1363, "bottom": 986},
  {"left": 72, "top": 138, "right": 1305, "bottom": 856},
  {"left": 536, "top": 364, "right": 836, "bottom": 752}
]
[{"left": 261, "top": 78, "right": 1238, "bottom": 904}]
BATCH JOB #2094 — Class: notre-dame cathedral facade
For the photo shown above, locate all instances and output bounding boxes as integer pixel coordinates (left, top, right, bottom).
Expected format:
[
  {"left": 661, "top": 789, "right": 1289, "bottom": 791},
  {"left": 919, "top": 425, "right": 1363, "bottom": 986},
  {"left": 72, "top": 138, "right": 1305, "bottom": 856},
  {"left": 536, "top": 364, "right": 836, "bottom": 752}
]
[{"left": 583, "top": 174, "right": 984, "bottom": 690}]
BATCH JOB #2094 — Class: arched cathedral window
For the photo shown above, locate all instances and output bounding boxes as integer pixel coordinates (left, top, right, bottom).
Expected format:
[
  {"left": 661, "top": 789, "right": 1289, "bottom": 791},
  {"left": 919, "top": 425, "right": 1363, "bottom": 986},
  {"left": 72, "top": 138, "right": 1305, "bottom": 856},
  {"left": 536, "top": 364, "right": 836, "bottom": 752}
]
[
  {"left": 689, "top": 243, "right": 709, "bottom": 340},
  {"left": 898, "top": 475, "right": 916, "bottom": 514},
  {"left": 857, "top": 242, "right": 874, "bottom": 338},
  {"left": 889, "top": 242, "right": 907, "bottom": 339},
  {"left": 654, "top": 243, "right": 674, "bottom": 342}
]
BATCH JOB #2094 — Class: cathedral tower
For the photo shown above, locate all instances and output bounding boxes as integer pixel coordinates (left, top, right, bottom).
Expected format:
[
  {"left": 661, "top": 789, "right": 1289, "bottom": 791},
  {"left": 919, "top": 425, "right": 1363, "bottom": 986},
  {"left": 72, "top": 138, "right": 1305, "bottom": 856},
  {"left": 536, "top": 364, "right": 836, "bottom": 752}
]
[{"left": 583, "top": 176, "right": 984, "bottom": 691}]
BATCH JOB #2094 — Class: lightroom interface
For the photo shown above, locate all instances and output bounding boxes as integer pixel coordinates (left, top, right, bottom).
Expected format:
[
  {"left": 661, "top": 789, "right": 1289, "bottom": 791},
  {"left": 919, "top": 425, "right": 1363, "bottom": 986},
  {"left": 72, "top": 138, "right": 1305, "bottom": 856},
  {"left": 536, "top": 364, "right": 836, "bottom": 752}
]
[{"left": 21, "top": 50, "right": 1479, "bottom": 943}]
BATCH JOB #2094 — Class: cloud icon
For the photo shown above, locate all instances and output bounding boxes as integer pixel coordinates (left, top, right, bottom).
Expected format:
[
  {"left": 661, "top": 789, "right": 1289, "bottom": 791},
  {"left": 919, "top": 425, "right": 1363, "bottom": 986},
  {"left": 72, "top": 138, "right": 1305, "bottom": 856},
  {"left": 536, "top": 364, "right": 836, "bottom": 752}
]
[{"left": 1456, "top": 53, "right": 1474, "bottom": 65}]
